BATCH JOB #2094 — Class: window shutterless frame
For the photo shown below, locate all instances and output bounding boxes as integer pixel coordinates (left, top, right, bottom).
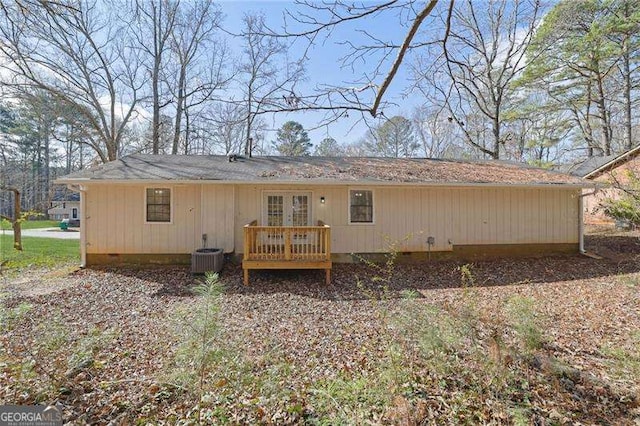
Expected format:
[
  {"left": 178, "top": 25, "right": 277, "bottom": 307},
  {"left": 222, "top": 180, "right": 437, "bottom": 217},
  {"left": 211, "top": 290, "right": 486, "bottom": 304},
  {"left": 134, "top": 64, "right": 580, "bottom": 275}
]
[
  {"left": 144, "top": 187, "right": 173, "bottom": 224},
  {"left": 348, "top": 188, "right": 374, "bottom": 225}
]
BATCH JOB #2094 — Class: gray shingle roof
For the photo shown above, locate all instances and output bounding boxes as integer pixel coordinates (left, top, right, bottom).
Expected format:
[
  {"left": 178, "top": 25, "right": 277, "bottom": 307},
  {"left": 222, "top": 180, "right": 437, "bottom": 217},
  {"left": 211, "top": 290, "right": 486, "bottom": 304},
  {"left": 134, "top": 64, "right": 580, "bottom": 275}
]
[
  {"left": 56, "top": 154, "right": 589, "bottom": 186},
  {"left": 561, "top": 145, "right": 640, "bottom": 178},
  {"left": 560, "top": 154, "right": 618, "bottom": 178}
]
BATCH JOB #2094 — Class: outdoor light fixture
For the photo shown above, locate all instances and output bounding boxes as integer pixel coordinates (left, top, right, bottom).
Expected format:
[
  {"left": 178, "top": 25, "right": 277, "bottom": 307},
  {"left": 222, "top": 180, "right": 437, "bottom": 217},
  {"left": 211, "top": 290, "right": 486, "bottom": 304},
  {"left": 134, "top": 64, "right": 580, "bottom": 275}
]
[{"left": 320, "top": 196, "right": 326, "bottom": 204}]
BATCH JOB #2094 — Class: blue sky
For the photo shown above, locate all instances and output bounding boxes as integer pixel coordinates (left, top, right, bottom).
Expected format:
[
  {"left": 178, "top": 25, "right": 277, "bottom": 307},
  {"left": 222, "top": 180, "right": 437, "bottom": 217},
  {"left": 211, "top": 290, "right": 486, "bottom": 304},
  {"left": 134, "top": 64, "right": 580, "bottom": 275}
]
[{"left": 217, "top": 0, "right": 438, "bottom": 147}]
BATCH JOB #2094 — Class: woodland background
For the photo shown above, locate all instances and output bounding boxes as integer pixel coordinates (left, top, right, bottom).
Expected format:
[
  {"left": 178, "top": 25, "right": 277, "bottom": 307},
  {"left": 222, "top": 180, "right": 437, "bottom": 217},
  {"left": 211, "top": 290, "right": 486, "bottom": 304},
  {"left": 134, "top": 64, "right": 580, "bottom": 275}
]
[{"left": 1, "top": 0, "right": 639, "bottom": 216}]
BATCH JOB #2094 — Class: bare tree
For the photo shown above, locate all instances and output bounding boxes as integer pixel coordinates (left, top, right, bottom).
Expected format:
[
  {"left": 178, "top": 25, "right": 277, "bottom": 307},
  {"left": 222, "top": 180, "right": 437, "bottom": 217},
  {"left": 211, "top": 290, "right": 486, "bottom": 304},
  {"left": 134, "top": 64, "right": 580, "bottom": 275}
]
[
  {"left": 167, "top": 0, "right": 228, "bottom": 154},
  {"left": 418, "top": 0, "right": 542, "bottom": 159},
  {"left": 412, "top": 105, "right": 461, "bottom": 158},
  {"left": 237, "top": 13, "right": 305, "bottom": 156},
  {"left": 273, "top": 0, "right": 440, "bottom": 120},
  {"left": 203, "top": 103, "right": 247, "bottom": 155},
  {"left": 0, "top": 1, "right": 144, "bottom": 162},
  {"left": 130, "top": 0, "right": 180, "bottom": 154}
]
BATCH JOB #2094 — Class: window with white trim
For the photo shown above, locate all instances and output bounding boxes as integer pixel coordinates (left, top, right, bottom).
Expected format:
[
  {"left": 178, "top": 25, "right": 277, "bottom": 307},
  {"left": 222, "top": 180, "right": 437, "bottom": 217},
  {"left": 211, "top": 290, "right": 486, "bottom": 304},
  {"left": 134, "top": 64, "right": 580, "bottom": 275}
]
[
  {"left": 146, "top": 188, "right": 171, "bottom": 222},
  {"left": 349, "top": 189, "right": 373, "bottom": 223}
]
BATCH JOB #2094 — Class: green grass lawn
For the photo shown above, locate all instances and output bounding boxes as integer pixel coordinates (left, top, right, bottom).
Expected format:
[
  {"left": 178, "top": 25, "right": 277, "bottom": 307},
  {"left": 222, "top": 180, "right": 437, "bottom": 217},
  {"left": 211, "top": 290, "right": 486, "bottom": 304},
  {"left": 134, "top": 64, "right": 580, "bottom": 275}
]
[
  {"left": 1, "top": 220, "right": 61, "bottom": 230},
  {"left": 0, "top": 234, "right": 79, "bottom": 269}
]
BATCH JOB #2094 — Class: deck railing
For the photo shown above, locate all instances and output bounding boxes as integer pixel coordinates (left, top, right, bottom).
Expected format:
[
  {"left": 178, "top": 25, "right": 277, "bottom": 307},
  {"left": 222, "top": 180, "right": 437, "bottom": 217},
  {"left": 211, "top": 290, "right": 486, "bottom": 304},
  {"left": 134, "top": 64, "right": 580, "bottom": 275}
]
[{"left": 243, "top": 221, "right": 331, "bottom": 262}]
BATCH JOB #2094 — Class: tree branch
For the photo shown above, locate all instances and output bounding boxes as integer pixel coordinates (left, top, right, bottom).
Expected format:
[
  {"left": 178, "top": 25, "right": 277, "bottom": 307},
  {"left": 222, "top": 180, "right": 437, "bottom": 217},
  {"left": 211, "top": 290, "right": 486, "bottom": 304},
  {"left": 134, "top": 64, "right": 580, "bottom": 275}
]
[{"left": 370, "top": 0, "right": 439, "bottom": 117}]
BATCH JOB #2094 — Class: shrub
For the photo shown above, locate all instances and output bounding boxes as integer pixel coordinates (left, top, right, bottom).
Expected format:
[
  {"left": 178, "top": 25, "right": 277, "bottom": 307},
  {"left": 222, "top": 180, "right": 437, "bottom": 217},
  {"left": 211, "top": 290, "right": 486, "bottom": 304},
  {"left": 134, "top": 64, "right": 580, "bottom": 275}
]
[
  {"left": 505, "top": 296, "right": 546, "bottom": 353},
  {"left": 600, "top": 169, "right": 640, "bottom": 225},
  {"left": 170, "top": 272, "right": 225, "bottom": 421},
  {"left": 600, "top": 197, "right": 640, "bottom": 225}
]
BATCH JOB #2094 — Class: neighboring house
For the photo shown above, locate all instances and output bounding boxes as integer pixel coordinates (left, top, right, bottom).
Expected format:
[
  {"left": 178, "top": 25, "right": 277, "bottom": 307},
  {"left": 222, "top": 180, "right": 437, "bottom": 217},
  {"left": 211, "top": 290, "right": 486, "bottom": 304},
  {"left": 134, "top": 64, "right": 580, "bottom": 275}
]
[
  {"left": 56, "top": 155, "right": 591, "bottom": 275},
  {"left": 47, "top": 186, "right": 81, "bottom": 221},
  {"left": 566, "top": 145, "right": 640, "bottom": 224}
]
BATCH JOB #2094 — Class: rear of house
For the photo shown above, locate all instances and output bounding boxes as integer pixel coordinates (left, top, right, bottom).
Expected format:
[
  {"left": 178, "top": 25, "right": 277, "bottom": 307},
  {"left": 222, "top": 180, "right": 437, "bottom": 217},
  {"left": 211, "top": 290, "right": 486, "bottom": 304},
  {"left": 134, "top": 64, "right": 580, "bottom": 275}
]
[{"left": 56, "top": 155, "right": 588, "bottom": 267}]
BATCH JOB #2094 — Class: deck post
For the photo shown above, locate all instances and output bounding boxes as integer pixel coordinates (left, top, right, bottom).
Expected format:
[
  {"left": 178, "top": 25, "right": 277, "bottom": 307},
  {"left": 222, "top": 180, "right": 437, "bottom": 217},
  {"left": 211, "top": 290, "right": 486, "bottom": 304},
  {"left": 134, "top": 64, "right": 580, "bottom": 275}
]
[
  {"left": 243, "top": 222, "right": 254, "bottom": 286},
  {"left": 325, "top": 226, "right": 331, "bottom": 261},
  {"left": 325, "top": 268, "right": 331, "bottom": 285},
  {"left": 284, "top": 228, "right": 292, "bottom": 260},
  {"left": 243, "top": 224, "right": 250, "bottom": 259}
]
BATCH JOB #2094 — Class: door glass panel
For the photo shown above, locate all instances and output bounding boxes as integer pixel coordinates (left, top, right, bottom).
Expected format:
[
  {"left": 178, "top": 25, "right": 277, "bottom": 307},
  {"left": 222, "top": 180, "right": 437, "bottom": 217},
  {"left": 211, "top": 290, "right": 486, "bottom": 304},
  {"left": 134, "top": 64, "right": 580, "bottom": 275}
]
[
  {"left": 267, "top": 195, "right": 284, "bottom": 226},
  {"left": 291, "top": 195, "right": 309, "bottom": 226},
  {"left": 264, "top": 192, "right": 311, "bottom": 226}
]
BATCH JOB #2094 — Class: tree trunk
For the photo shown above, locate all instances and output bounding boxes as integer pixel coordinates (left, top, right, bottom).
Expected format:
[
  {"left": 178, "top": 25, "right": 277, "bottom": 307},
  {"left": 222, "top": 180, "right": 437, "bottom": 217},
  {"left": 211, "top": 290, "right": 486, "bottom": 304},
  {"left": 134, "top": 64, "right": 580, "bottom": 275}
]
[
  {"left": 492, "top": 113, "right": 501, "bottom": 160},
  {"left": 245, "top": 98, "right": 252, "bottom": 156},
  {"left": 582, "top": 82, "right": 597, "bottom": 156},
  {"left": 12, "top": 191, "right": 21, "bottom": 251},
  {"left": 1, "top": 188, "right": 22, "bottom": 251},
  {"left": 183, "top": 110, "right": 190, "bottom": 155},
  {"left": 594, "top": 62, "right": 612, "bottom": 155},
  {"left": 623, "top": 34, "right": 633, "bottom": 150},
  {"left": 66, "top": 131, "right": 72, "bottom": 174},
  {"left": 36, "top": 123, "right": 43, "bottom": 211},
  {"left": 106, "top": 136, "right": 118, "bottom": 162},
  {"left": 43, "top": 118, "right": 50, "bottom": 217},
  {"left": 152, "top": 56, "right": 161, "bottom": 154},
  {"left": 172, "top": 69, "right": 186, "bottom": 155},
  {"left": 184, "top": 108, "right": 191, "bottom": 155}
]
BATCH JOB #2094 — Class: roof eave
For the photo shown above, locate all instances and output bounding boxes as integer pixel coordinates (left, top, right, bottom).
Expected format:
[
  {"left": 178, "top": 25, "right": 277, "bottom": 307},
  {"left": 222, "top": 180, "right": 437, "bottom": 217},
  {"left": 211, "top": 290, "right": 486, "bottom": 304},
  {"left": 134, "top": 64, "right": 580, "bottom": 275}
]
[
  {"left": 54, "top": 177, "right": 592, "bottom": 189},
  {"left": 584, "top": 145, "right": 640, "bottom": 179}
]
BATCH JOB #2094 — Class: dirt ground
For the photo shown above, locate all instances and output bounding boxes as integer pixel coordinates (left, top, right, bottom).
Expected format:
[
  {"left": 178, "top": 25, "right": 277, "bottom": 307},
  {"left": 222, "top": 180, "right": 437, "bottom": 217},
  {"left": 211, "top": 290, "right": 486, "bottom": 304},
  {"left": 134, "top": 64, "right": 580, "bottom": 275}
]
[{"left": 1, "top": 225, "right": 639, "bottom": 424}]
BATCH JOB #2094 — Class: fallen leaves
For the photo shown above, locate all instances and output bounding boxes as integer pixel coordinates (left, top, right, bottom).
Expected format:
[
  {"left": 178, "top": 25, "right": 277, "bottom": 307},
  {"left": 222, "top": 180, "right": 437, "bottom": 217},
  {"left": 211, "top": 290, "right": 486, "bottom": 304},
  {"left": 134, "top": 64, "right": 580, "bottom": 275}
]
[{"left": 0, "top": 229, "right": 638, "bottom": 424}]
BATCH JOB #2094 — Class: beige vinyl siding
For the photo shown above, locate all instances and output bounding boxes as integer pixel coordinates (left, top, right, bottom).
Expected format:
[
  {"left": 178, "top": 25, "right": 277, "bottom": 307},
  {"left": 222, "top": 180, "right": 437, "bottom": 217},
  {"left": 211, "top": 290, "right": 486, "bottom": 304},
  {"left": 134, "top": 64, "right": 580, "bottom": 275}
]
[
  {"left": 449, "top": 187, "right": 579, "bottom": 246},
  {"left": 234, "top": 185, "right": 580, "bottom": 254},
  {"left": 84, "top": 183, "right": 579, "bottom": 256},
  {"left": 201, "top": 185, "right": 235, "bottom": 252},
  {"left": 85, "top": 184, "right": 234, "bottom": 254}
]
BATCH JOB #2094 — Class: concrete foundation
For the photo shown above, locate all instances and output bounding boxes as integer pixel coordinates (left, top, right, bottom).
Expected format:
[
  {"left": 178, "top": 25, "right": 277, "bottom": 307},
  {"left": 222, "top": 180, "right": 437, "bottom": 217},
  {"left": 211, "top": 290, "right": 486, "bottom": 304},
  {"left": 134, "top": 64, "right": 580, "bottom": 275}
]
[{"left": 86, "top": 243, "right": 579, "bottom": 266}]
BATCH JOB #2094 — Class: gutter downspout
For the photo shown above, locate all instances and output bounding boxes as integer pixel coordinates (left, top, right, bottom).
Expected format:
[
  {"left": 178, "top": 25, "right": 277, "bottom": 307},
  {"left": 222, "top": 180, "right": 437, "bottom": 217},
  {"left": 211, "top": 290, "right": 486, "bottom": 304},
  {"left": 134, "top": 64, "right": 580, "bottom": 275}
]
[
  {"left": 67, "top": 184, "right": 87, "bottom": 268},
  {"left": 579, "top": 188, "right": 598, "bottom": 254}
]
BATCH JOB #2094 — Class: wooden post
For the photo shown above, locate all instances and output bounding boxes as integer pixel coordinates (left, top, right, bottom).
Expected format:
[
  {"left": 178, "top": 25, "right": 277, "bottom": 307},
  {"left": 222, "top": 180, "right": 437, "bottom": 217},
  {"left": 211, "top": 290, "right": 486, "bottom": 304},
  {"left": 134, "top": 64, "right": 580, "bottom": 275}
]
[
  {"left": 1, "top": 187, "right": 22, "bottom": 251},
  {"left": 284, "top": 228, "right": 292, "bottom": 260},
  {"left": 243, "top": 221, "right": 256, "bottom": 286},
  {"left": 325, "top": 268, "right": 331, "bottom": 285},
  {"left": 243, "top": 224, "right": 250, "bottom": 260},
  {"left": 325, "top": 226, "right": 331, "bottom": 261}
]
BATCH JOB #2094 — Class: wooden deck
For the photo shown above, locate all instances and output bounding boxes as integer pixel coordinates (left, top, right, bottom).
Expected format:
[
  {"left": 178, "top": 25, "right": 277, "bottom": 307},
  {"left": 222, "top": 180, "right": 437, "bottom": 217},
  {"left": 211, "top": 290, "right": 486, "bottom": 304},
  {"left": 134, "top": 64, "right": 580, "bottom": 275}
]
[{"left": 242, "top": 221, "right": 332, "bottom": 285}]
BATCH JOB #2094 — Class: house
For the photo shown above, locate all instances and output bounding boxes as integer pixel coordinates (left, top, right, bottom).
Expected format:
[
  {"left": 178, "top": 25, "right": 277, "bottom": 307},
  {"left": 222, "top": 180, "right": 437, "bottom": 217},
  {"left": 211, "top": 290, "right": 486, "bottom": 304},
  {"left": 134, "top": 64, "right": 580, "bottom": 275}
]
[
  {"left": 56, "top": 155, "right": 591, "bottom": 283},
  {"left": 566, "top": 145, "right": 640, "bottom": 224},
  {"left": 47, "top": 186, "right": 81, "bottom": 221}
]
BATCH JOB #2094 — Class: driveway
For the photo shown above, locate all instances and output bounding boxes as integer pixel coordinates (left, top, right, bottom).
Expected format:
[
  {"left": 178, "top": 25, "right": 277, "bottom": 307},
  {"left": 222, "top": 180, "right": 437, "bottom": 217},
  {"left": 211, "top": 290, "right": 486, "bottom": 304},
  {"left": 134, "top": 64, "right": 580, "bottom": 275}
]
[{"left": 1, "top": 227, "right": 80, "bottom": 239}]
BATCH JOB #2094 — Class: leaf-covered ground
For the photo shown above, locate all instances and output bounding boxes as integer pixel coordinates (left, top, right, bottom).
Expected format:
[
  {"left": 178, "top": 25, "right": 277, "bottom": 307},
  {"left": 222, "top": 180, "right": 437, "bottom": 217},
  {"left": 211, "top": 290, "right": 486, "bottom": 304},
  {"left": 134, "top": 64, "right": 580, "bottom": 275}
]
[{"left": 1, "top": 229, "right": 639, "bottom": 424}]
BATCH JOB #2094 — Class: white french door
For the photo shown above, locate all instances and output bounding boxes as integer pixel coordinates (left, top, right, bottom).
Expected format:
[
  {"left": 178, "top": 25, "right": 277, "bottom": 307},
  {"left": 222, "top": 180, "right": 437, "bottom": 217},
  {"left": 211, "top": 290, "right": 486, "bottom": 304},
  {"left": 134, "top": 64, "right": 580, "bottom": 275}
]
[{"left": 263, "top": 192, "right": 311, "bottom": 226}]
